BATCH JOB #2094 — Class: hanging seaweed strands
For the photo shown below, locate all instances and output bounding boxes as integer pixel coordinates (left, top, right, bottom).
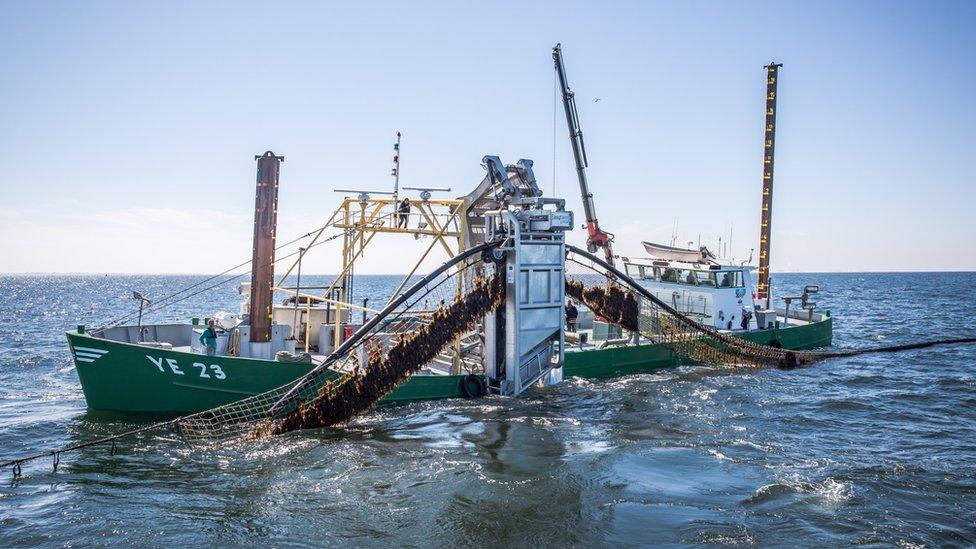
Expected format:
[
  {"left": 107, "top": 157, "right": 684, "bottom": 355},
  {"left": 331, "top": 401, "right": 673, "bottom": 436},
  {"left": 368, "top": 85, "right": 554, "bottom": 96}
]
[
  {"left": 564, "top": 245, "right": 976, "bottom": 370},
  {"left": 259, "top": 272, "right": 504, "bottom": 435},
  {"left": 171, "top": 240, "right": 504, "bottom": 444},
  {"left": 5, "top": 245, "right": 975, "bottom": 477},
  {"left": 564, "top": 276, "right": 779, "bottom": 368},
  {"left": 1, "top": 247, "right": 506, "bottom": 475}
]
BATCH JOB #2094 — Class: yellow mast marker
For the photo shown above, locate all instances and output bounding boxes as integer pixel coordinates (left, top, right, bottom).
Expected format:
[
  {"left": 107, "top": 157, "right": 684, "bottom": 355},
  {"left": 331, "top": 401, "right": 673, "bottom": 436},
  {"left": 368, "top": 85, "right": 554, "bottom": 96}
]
[{"left": 757, "top": 62, "right": 782, "bottom": 309}]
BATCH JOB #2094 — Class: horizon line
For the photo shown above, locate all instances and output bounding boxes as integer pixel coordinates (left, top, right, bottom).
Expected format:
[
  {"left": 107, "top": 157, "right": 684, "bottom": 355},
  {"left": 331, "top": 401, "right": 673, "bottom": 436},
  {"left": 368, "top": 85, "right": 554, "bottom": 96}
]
[{"left": 3, "top": 269, "right": 976, "bottom": 276}]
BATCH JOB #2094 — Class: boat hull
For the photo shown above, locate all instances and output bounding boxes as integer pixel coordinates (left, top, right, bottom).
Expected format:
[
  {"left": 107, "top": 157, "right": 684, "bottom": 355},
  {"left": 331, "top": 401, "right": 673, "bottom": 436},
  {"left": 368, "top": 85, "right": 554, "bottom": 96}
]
[{"left": 66, "top": 314, "right": 832, "bottom": 414}]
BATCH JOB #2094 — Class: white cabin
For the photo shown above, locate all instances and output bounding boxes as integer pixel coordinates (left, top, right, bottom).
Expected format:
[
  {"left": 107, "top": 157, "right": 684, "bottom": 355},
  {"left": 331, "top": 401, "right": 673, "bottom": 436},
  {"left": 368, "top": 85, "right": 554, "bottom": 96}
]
[{"left": 620, "top": 256, "right": 761, "bottom": 331}]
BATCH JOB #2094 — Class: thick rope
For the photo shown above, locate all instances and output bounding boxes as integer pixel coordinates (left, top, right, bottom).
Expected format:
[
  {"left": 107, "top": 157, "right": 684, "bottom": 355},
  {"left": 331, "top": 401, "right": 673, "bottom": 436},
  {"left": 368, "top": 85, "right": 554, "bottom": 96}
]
[
  {"left": 7, "top": 244, "right": 973, "bottom": 477},
  {"left": 261, "top": 272, "right": 504, "bottom": 435},
  {"left": 2, "top": 239, "right": 500, "bottom": 476},
  {"left": 564, "top": 245, "right": 976, "bottom": 369}
]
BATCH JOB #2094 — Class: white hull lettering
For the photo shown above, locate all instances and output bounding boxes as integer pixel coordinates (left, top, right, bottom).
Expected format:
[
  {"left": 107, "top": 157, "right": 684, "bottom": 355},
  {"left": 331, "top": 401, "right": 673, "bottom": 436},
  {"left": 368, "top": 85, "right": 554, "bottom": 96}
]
[
  {"left": 146, "top": 355, "right": 227, "bottom": 381},
  {"left": 165, "top": 358, "right": 185, "bottom": 375}
]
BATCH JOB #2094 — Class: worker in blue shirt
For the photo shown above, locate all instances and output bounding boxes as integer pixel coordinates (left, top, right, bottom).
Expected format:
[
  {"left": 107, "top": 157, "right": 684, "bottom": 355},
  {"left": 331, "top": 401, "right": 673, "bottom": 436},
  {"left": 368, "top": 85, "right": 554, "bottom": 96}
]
[{"left": 200, "top": 319, "right": 219, "bottom": 356}]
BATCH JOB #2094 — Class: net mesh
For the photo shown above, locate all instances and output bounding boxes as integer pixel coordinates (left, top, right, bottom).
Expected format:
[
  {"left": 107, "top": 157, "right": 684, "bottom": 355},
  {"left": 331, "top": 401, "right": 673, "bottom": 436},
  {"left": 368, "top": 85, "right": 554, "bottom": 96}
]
[
  {"left": 11, "top": 245, "right": 976, "bottom": 476},
  {"left": 175, "top": 252, "right": 500, "bottom": 444},
  {"left": 174, "top": 245, "right": 805, "bottom": 446}
]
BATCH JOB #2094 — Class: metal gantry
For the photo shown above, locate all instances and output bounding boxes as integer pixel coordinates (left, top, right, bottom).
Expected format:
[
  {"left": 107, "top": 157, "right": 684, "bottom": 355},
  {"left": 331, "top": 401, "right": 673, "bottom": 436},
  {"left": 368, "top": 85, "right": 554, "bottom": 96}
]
[{"left": 273, "top": 194, "right": 468, "bottom": 359}]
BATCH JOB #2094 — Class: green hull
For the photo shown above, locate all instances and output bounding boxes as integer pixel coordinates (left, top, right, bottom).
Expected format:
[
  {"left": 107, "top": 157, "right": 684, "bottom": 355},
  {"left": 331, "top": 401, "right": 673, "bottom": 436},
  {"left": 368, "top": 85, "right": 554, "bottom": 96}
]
[{"left": 67, "top": 315, "right": 832, "bottom": 414}]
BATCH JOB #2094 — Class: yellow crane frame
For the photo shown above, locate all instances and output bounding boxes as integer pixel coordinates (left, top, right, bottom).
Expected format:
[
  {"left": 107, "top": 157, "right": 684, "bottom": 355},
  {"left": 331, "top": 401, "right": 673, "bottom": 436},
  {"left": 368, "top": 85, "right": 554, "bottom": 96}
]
[{"left": 273, "top": 195, "right": 469, "bottom": 369}]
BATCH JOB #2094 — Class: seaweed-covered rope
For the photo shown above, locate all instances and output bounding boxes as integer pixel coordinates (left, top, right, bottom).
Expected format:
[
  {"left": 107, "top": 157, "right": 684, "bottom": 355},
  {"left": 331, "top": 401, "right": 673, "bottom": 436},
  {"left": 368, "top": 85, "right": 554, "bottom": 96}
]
[
  {"left": 564, "top": 245, "right": 976, "bottom": 368},
  {"left": 4, "top": 239, "right": 502, "bottom": 477}
]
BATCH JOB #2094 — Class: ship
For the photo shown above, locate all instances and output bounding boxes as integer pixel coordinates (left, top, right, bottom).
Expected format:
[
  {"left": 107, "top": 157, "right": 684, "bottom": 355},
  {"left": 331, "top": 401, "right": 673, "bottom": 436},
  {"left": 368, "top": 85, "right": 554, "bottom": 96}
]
[{"left": 65, "top": 49, "right": 831, "bottom": 415}]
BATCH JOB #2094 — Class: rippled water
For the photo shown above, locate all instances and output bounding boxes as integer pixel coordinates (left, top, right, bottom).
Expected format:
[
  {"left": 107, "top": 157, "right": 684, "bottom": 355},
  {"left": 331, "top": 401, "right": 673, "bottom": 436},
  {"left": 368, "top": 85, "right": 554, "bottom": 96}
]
[{"left": 1, "top": 273, "right": 975, "bottom": 546}]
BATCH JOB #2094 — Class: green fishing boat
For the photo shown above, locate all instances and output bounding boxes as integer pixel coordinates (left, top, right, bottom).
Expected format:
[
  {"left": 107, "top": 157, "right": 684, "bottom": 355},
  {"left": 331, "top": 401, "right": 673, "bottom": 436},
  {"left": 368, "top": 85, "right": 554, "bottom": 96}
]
[
  {"left": 67, "top": 49, "right": 833, "bottom": 416},
  {"left": 67, "top": 310, "right": 830, "bottom": 415},
  {"left": 66, "top": 147, "right": 832, "bottom": 415}
]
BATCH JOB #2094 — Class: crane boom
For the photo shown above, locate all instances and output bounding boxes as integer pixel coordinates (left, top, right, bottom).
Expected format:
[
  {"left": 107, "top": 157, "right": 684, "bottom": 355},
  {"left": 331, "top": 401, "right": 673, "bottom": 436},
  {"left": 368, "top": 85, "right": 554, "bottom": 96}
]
[{"left": 552, "top": 43, "right": 614, "bottom": 264}]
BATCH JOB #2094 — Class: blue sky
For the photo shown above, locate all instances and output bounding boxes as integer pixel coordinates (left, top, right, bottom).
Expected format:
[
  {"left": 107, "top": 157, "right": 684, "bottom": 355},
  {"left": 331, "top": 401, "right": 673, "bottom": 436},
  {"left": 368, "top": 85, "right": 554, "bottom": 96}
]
[{"left": 1, "top": 1, "right": 973, "bottom": 273}]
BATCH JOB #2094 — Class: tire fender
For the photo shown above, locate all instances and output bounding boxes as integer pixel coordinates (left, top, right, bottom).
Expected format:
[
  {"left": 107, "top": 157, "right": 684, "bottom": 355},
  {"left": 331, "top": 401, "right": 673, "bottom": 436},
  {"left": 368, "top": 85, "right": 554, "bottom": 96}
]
[{"left": 459, "top": 374, "right": 487, "bottom": 398}]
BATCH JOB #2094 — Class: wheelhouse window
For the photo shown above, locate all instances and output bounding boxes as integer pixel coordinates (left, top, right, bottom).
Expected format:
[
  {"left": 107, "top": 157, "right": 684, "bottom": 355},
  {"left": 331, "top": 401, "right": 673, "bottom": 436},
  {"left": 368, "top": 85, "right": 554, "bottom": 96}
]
[
  {"left": 717, "top": 271, "right": 744, "bottom": 288},
  {"left": 674, "top": 270, "right": 716, "bottom": 286},
  {"left": 625, "top": 264, "right": 662, "bottom": 281},
  {"left": 696, "top": 271, "right": 717, "bottom": 287},
  {"left": 633, "top": 265, "right": 734, "bottom": 287}
]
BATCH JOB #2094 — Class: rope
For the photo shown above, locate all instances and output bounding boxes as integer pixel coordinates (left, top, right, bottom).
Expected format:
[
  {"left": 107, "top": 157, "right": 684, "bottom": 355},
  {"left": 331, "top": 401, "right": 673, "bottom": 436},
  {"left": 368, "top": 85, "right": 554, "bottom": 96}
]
[
  {"left": 225, "top": 328, "right": 241, "bottom": 357},
  {"left": 10, "top": 241, "right": 973, "bottom": 477},
  {"left": 94, "top": 209, "right": 399, "bottom": 330},
  {"left": 564, "top": 245, "right": 976, "bottom": 369},
  {"left": 2, "top": 237, "right": 497, "bottom": 476},
  {"left": 553, "top": 67, "right": 558, "bottom": 197},
  {"left": 94, "top": 222, "right": 339, "bottom": 330},
  {"left": 103, "top": 231, "right": 344, "bottom": 328},
  {"left": 1, "top": 418, "right": 180, "bottom": 476},
  {"left": 803, "top": 337, "right": 976, "bottom": 360}
]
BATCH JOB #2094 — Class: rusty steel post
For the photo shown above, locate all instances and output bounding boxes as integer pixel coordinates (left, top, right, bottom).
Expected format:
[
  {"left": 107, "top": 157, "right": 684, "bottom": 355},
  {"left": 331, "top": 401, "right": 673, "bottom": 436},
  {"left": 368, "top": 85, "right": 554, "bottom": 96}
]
[
  {"left": 757, "top": 63, "right": 782, "bottom": 308},
  {"left": 250, "top": 151, "right": 284, "bottom": 343}
]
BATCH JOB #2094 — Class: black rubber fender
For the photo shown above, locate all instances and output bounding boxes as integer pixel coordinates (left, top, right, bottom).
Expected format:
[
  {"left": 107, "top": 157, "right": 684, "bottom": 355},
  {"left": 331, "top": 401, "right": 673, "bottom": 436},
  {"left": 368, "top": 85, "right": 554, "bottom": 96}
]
[
  {"left": 459, "top": 374, "right": 487, "bottom": 398},
  {"left": 769, "top": 338, "right": 783, "bottom": 349}
]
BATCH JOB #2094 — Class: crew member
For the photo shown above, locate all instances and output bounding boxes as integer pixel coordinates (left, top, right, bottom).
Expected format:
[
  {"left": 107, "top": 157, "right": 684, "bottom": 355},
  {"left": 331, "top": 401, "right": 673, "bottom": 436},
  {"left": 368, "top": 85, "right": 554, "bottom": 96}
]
[
  {"left": 565, "top": 300, "right": 579, "bottom": 332},
  {"left": 397, "top": 198, "right": 411, "bottom": 228},
  {"left": 200, "top": 319, "right": 219, "bottom": 356}
]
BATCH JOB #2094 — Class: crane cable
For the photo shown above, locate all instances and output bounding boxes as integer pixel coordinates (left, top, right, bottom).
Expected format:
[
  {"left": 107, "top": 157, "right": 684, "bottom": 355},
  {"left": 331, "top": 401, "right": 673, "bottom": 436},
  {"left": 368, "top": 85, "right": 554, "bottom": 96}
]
[
  {"left": 96, "top": 210, "right": 399, "bottom": 330},
  {"left": 94, "top": 223, "right": 334, "bottom": 330}
]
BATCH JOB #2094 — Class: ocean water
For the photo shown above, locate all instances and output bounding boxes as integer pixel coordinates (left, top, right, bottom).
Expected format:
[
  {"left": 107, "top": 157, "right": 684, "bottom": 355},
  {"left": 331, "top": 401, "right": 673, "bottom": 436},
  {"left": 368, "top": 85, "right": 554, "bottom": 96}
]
[{"left": 1, "top": 272, "right": 974, "bottom": 547}]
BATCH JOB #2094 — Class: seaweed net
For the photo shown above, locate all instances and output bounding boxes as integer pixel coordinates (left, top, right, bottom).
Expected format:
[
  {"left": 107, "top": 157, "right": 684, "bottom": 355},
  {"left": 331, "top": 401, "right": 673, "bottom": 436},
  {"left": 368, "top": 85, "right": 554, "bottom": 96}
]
[
  {"left": 6, "top": 244, "right": 976, "bottom": 477},
  {"left": 174, "top": 246, "right": 502, "bottom": 444},
  {"left": 563, "top": 247, "right": 976, "bottom": 371},
  {"left": 564, "top": 246, "right": 806, "bottom": 369}
]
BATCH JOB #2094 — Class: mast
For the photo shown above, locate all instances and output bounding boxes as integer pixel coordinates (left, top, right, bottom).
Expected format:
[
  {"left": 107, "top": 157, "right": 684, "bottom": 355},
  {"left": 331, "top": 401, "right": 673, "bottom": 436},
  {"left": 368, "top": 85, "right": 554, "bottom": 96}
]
[
  {"left": 249, "top": 151, "right": 284, "bottom": 343},
  {"left": 757, "top": 62, "right": 782, "bottom": 308},
  {"left": 391, "top": 131, "right": 401, "bottom": 202},
  {"left": 552, "top": 43, "right": 614, "bottom": 264}
]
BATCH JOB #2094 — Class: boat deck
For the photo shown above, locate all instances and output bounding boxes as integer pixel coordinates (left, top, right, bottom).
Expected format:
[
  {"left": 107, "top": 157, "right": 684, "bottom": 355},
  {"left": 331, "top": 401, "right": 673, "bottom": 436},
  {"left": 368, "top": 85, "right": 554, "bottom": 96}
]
[{"left": 116, "top": 309, "right": 818, "bottom": 369}]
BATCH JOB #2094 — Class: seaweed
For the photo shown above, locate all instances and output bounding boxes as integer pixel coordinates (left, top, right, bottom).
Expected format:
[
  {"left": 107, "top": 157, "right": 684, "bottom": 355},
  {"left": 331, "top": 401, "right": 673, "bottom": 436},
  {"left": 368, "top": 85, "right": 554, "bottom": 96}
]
[{"left": 265, "top": 272, "right": 506, "bottom": 434}]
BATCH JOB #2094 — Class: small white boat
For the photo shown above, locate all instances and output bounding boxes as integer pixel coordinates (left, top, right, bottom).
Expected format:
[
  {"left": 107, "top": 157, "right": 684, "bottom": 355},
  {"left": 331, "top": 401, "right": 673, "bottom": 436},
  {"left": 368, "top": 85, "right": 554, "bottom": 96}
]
[{"left": 641, "top": 241, "right": 717, "bottom": 264}]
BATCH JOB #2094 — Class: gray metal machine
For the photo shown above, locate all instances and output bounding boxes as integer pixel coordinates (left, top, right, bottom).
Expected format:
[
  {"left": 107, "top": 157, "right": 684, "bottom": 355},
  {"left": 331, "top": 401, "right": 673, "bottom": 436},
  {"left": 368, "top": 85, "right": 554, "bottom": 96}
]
[{"left": 480, "top": 156, "right": 573, "bottom": 396}]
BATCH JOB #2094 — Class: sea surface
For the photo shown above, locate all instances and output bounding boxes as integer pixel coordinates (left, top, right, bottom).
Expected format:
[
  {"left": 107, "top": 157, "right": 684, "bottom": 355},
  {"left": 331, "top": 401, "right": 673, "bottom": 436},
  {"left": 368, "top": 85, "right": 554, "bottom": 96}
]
[{"left": 1, "top": 272, "right": 974, "bottom": 547}]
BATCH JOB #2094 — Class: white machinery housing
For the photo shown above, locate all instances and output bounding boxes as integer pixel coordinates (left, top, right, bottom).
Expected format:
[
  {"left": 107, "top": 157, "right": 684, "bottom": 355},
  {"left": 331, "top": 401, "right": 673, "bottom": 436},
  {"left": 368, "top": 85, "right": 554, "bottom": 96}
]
[{"left": 481, "top": 156, "right": 573, "bottom": 396}]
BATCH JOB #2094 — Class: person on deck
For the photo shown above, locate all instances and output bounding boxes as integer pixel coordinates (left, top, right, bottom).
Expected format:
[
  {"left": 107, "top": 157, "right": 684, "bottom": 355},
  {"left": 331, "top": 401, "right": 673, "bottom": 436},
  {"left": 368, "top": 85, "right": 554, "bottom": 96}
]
[
  {"left": 397, "top": 198, "right": 411, "bottom": 229},
  {"left": 200, "top": 319, "right": 219, "bottom": 356},
  {"left": 565, "top": 300, "right": 579, "bottom": 333}
]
